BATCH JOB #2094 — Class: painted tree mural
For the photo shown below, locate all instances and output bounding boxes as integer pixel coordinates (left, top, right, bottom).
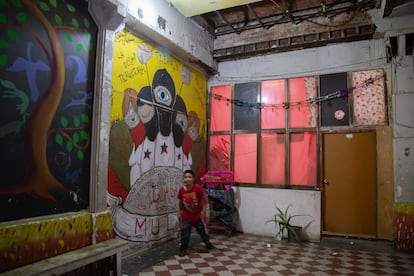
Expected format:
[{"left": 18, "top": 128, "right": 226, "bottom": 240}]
[{"left": 0, "top": 0, "right": 97, "bottom": 222}]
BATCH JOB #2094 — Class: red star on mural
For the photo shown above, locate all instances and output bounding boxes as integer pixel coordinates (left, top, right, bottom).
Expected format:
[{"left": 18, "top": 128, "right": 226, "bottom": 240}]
[
  {"left": 144, "top": 149, "right": 151, "bottom": 159},
  {"left": 161, "top": 143, "right": 168, "bottom": 154}
]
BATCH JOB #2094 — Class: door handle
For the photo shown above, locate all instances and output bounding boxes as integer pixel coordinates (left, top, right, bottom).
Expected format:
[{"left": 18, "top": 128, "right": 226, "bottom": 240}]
[{"left": 323, "top": 179, "right": 329, "bottom": 185}]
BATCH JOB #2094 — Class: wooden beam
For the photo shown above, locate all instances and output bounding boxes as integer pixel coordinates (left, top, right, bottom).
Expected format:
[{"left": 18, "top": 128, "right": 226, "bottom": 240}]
[
  {"left": 215, "top": 10, "right": 240, "bottom": 34},
  {"left": 269, "top": 0, "right": 295, "bottom": 24},
  {"left": 247, "top": 4, "right": 267, "bottom": 29}
]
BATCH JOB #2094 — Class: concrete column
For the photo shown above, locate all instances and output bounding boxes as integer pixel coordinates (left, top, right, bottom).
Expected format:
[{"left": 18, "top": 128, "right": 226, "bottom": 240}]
[{"left": 88, "top": 0, "right": 126, "bottom": 212}]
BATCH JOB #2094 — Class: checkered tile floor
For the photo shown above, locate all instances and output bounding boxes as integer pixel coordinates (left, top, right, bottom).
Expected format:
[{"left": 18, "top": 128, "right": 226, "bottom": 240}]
[{"left": 122, "top": 233, "right": 414, "bottom": 276}]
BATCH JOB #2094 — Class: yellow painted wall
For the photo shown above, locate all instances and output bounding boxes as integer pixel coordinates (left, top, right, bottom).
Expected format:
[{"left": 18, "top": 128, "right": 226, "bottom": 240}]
[
  {"left": 111, "top": 29, "right": 206, "bottom": 133},
  {"left": 0, "top": 211, "right": 115, "bottom": 272},
  {"left": 108, "top": 29, "right": 207, "bottom": 244}
]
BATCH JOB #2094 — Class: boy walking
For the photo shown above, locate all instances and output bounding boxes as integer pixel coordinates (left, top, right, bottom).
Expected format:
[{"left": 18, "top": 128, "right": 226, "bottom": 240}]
[{"left": 177, "top": 169, "right": 213, "bottom": 257}]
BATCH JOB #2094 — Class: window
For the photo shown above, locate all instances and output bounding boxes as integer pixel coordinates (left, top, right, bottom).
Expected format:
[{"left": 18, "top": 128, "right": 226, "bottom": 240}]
[
  {"left": 320, "top": 73, "right": 349, "bottom": 127},
  {"left": 209, "top": 77, "right": 318, "bottom": 188},
  {"left": 320, "top": 69, "right": 386, "bottom": 127},
  {"left": 208, "top": 70, "right": 386, "bottom": 189}
]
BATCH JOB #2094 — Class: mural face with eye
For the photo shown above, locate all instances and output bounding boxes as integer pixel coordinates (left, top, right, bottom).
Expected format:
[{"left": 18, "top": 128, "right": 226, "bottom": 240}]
[
  {"left": 154, "top": 85, "right": 173, "bottom": 106},
  {"left": 122, "top": 88, "right": 140, "bottom": 129},
  {"left": 152, "top": 69, "right": 176, "bottom": 137},
  {"left": 124, "top": 101, "right": 139, "bottom": 129}
]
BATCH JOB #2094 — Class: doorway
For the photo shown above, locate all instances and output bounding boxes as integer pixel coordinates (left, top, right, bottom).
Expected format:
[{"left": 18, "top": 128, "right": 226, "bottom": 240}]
[{"left": 322, "top": 131, "right": 377, "bottom": 238}]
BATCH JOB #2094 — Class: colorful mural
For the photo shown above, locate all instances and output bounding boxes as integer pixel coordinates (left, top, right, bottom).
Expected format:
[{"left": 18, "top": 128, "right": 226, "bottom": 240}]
[
  {"left": 0, "top": 210, "right": 115, "bottom": 272},
  {"left": 0, "top": 1, "right": 97, "bottom": 221},
  {"left": 108, "top": 29, "right": 207, "bottom": 243}
]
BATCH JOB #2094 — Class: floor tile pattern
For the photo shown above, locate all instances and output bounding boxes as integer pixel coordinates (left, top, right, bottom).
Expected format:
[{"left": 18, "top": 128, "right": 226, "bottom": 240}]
[{"left": 122, "top": 233, "right": 414, "bottom": 276}]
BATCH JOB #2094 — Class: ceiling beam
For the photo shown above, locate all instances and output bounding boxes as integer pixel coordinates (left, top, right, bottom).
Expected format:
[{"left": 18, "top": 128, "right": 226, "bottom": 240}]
[
  {"left": 247, "top": 4, "right": 267, "bottom": 29},
  {"left": 269, "top": 0, "right": 296, "bottom": 24},
  {"left": 215, "top": 10, "right": 241, "bottom": 34}
]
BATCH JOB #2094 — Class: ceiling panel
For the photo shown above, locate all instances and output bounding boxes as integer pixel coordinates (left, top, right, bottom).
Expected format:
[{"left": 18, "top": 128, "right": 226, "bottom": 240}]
[{"left": 168, "top": 0, "right": 263, "bottom": 17}]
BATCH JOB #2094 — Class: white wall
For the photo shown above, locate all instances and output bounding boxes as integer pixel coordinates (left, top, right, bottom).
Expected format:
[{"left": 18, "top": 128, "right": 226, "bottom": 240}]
[
  {"left": 234, "top": 187, "right": 321, "bottom": 242},
  {"left": 208, "top": 39, "right": 389, "bottom": 242},
  {"left": 123, "top": 0, "right": 217, "bottom": 75},
  {"left": 209, "top": 39, "right": 388, "bottom": 85},
  {"left": 392, "top": 56, "right": 414, "bottom": 202},
  {"left": 208, "top": 9, "right": 414, "bottom": 239}
]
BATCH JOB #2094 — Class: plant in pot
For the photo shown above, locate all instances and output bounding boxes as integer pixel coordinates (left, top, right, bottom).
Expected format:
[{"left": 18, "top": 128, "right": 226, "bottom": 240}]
[{"left": 266, "top": 203, "right": 308, "bottom": 242}]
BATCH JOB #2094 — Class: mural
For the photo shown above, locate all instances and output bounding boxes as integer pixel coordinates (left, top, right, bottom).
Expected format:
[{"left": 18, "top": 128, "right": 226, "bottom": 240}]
[
  {"left": 0, "top": 0, "right": 97, "bottom": 222},
  {"left": 108, "top": 29, "right": 207, "bottom": 243},
  {"left": 0, "top": 211, "right": 114, "bottom": 272}
]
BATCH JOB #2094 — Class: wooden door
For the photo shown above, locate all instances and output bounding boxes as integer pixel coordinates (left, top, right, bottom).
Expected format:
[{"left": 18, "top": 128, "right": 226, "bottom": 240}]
[{"left": 322, "top": 131, "right": 377, "bottom": 237}]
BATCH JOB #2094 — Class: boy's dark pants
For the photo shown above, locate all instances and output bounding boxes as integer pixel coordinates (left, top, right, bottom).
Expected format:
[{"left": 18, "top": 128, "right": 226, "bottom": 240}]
[{"left": 180, "top": 219, "right": 209, "bottom": 251}]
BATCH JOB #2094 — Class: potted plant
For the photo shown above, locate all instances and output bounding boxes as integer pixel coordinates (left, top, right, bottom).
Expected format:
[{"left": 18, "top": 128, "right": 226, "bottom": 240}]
[{"left": 266, "top": 203, "right": 307, "bottom": 242}]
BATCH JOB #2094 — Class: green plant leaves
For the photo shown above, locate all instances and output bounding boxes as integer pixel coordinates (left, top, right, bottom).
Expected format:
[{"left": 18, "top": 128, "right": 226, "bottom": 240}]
[
  {"left": 66, "top": 3, "right": 75, "bottom": 12},
  {"left": 73, "top": 132, "right": 79, "bottom": 143},
  {"left": 81, "top": 114, "right": 89, "bottom": 123},
  {"left": 54, "top": 14, "right": 62, "bottom": 25},
  {"left": 65, "top": 31, "right": 72, "bottom": 42},
  {"left": 77, "top": 150, "right": 84, "bottom": 160},
  {"left": 71, "top": 18, "right": 79, "bottom": 28},
  {"left": 73, "top": 116, "right": 80, "bottom": 127},
  {"left": 60, "top": 116, "right": 68, "bottom": 128},
  {"left": 76, "top": 43, "right": 83, "bottom": 52},
  {"left": 266, "top": 203, "right": 309, "bottom": 240},
  {"left": 66, "top": 140, "right": 73, "bottom": 152},
  {"left": 15, "top": 11, "right": 27, "bottom": 22},
  {"left": 39, "top": 1, "right": 50, "bottom": 11},
  {"left": 80, "top": 130, "right": 88, "bottom": 140},
  {"left": 49, "top": 0, "right": 57, "bottom": 8},
  {"left": 7, "top": 28, "right": 17, "bottom": 41},
  {"left": 83, "top": 18, "right": 90, "bottom": 28},
  {"left": 55, "top": 133, "right": 63, "bottom": 145},
  {"left": 56, "top": 115, "right": 89, "bottom": 160}
]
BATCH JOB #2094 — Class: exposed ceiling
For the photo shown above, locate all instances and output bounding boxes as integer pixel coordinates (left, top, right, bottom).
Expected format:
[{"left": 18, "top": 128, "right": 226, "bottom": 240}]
[
  {"left": 168, "top": 0, "right": 414, "bottom": 61},
  {"left": 167, "top": 0, "right": 264, "bottom": 17}
]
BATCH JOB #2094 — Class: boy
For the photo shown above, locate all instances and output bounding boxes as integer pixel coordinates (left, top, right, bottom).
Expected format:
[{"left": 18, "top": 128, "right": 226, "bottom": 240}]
[{"left": 177, "top": 169, "right": 213, "bottom": 257}]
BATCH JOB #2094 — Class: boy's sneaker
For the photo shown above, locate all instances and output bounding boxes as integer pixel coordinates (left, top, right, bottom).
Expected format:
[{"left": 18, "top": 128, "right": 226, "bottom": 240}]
[
  {"left": 206, "top": 241, "right": 213, "bottom": 249},
  {"left": 178, "top": 250, "right": 187, "bottom": 257}
]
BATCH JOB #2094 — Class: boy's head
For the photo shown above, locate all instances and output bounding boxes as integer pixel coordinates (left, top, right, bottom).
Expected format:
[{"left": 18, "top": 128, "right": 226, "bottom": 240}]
[
  {"left": 183, "top": 169, "right": 195, "bottom": 177},
  {"left": 183, "top": 170, "right": 195, "bottom": 187}
]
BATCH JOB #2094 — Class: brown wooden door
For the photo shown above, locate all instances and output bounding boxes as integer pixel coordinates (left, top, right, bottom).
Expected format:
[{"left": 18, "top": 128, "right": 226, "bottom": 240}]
[{"left": 322, "top": 131, "right": 377, "bottom": 237}]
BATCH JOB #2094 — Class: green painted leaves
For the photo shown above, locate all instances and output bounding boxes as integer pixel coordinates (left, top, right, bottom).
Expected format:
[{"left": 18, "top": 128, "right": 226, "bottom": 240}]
[{"left": 56, "top": 115, "right": 89, "bottom": 160}]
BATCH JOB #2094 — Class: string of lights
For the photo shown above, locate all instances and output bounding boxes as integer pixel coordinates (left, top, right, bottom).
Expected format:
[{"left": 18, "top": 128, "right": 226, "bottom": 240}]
[
  {"left": 211, "top": 73, "right": 384, "bottom": 110},
  {"left": 112, "top": 71, "right": 384, "bottom": 120}
]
